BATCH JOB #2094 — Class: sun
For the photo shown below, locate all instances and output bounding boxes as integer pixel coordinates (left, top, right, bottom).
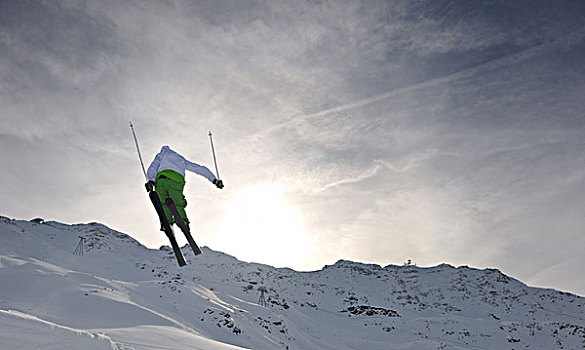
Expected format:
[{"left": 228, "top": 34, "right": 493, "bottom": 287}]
[{"left": 212, "top": 183, "right": 308, "bottom": 268}]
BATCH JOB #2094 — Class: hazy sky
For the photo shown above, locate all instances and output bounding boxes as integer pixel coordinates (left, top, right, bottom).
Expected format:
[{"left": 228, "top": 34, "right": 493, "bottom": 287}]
[{"left": 2, "top": 1, "right": 585, "bottom": 296}]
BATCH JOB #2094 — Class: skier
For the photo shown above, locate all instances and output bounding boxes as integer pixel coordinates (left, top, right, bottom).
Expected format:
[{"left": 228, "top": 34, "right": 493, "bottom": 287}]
[{"left": 145, "top": 145, "right": 224, "bottom": 230}]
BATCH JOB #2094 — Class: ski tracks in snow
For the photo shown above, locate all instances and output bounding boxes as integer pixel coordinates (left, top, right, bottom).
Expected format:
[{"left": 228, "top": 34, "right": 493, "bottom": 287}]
[{"left": 0, "top": 309, "right": 118, "bottom": 349}]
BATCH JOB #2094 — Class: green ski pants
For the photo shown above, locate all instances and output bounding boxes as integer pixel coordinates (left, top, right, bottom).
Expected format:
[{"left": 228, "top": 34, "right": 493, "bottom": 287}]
[{"left": 155, "top": 170, "right": 189, "bottom": 227}]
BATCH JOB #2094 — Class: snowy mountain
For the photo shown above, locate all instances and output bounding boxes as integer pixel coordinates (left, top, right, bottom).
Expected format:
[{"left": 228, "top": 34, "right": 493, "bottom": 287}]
[{"left": 0, "top": 216, "right": 584, "bottom": 349}]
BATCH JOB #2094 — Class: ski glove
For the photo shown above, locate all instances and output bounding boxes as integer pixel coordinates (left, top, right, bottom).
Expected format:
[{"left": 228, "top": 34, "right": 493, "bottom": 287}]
[
  {"left": 145, "top": 180, "right": 155, "bottom": 192},
  {"left": 213, "top": 179, "right": 224, "bottom": 189}
]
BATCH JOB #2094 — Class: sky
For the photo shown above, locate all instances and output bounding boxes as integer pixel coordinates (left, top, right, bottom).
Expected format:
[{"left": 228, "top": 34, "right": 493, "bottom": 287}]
[{"left": 1, "top": 1, "right": 585, "bottom": 296}]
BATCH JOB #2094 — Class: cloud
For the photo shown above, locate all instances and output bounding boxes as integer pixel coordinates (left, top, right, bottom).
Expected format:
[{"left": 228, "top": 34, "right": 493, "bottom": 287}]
[
  {"left": 315, "top": 163, "right": 383, "bottom": 193},
  {"left": 526, "top": 256, "right": 585, "bottom": 296}
]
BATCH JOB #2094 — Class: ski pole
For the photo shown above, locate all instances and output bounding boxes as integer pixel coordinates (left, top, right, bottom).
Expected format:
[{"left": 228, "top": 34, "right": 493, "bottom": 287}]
[
  {"left": 129, "top": 121, "right": 148, "bottom": 181},
  {"left": 208, "top": 131, "right": 221, "bottom": 180}
]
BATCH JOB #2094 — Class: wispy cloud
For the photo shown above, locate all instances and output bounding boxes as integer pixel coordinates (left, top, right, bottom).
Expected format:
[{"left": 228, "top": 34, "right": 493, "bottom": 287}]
[{"left": 315, "top": 163, "right": 384, "bottom": 193}]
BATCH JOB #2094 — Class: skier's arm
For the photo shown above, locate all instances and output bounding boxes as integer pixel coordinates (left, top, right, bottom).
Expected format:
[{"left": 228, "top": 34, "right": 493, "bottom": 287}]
[
  {"left": 185, "top": 159, "right": 216, "bottom": 183},
  {"left": 146, "top": 153, "right": 162, "bottom": 182}
]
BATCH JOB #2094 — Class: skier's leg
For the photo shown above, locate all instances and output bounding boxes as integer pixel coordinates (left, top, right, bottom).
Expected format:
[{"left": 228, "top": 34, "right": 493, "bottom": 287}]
[
  {"left": 155, "top": 178, "right": 175, "bottom": 226},
  {"left": 168, "top": 182, "right": 189, "bottom": 225}
]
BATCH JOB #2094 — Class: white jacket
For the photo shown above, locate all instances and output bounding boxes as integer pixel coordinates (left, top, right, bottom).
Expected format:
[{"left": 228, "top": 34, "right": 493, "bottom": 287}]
[{"left": 146, "top": 145, "right": 216, "bottom": 183}]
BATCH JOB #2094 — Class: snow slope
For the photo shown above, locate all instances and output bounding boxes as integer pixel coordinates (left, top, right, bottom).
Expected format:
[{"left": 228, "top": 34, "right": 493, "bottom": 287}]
[{"left": 0, "top": 216, "right": 584, "bottom": 349}]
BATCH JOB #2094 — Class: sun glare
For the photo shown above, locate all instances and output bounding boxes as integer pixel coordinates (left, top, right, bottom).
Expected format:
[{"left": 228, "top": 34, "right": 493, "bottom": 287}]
[{"left": 213, "top": 183, "right": 308, "bottom": 268}]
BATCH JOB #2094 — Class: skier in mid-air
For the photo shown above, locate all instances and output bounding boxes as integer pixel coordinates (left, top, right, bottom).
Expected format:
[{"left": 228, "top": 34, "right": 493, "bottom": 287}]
[{"left": 144, "top": 145, "right": 224, "bottom": 231}]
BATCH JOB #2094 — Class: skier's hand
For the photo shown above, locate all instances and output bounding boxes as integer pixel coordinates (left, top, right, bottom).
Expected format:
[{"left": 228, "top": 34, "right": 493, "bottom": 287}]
[
  {"left": 213, "top": 179, "right": 224, "bottom": 189},
  {"left": 145, "top": 181, "right": 155, "bottom": 192}
]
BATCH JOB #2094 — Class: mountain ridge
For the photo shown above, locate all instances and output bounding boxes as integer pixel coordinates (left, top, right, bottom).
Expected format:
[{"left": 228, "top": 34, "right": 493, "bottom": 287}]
[{"left": 1, "top": 215, "right": 584, "bottom": 349}]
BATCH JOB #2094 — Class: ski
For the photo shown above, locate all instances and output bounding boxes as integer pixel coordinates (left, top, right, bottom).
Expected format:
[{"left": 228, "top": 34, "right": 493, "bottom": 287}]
[
  {"left": 149, "top": 191, "right": 187, "bottom": 267},
  {"left": 165, "top": 197, "right": 202, "bottom": 256}
]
